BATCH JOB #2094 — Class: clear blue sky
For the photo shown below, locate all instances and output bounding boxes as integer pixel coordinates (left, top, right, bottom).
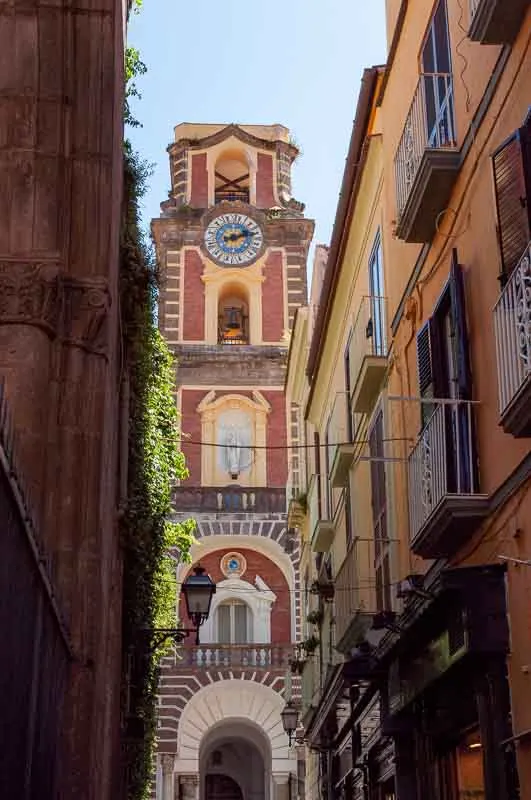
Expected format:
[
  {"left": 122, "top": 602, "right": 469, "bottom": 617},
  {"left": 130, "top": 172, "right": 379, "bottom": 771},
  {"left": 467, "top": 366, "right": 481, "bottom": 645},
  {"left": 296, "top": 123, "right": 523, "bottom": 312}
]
[{"left": 127, "top": 1, "right": 387, "bottom": 262}]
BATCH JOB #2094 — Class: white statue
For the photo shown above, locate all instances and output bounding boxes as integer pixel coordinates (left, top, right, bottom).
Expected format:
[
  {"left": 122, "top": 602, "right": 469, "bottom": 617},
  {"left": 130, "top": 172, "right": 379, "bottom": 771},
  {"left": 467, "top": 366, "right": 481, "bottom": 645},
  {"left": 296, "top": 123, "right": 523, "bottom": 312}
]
[{"left": 225, "top": 426, "right": 241, "bottom": 477}]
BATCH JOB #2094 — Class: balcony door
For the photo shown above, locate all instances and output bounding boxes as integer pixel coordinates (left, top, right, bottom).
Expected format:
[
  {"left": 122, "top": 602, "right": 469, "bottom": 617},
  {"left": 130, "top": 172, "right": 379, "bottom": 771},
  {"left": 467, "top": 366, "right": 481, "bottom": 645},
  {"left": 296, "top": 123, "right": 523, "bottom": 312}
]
[
  {"left": 217, "top": 600, "right": 250, "bottom": 644},
  {"left": 368, "top": 231, "right": 386, "bottom": 358},
  {"left": 369, "top": 409, "right": 392, "bottom": 613},
  {"left": 416, "top": 255, "right": 474, "bottom": 496},
  {"left": 421, "top": 0, "right": 455, "bottom": 148}
]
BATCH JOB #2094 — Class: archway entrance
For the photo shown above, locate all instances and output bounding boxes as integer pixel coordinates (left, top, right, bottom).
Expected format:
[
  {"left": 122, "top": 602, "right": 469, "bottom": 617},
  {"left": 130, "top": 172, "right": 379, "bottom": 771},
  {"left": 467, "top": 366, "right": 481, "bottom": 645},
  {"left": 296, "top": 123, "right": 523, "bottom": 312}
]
[
  {"left": 206, "top": 774, "right": 243, "bottom": 800},
  {"left": 200, "top": 720, "right": 270, "bottom": 800}
]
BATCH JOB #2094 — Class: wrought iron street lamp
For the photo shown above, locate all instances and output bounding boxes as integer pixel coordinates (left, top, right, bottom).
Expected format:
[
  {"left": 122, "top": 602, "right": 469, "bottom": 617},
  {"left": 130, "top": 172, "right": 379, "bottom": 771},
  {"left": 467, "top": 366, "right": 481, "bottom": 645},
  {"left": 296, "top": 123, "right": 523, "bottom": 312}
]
[
  {"left": 281, "top": 700, "right": 301, "bottom": 746},
  {"left": 145, "top": 565, "right": 216, "bottom": 651}
]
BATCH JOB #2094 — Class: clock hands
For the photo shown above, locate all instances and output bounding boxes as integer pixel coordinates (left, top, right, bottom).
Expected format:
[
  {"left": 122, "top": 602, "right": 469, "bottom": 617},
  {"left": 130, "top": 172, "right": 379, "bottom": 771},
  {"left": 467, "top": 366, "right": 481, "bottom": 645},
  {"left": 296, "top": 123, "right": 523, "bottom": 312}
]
[{"left": 222, "top": 228, "right": 257, "bottom": 244}]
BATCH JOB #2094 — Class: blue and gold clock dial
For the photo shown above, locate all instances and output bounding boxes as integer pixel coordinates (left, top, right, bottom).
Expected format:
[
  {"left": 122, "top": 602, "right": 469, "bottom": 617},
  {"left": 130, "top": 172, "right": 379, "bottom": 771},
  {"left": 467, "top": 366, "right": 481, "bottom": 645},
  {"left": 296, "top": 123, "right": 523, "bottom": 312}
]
[{"left": 204, "top": 213, "right": 263, "bottom": 266}]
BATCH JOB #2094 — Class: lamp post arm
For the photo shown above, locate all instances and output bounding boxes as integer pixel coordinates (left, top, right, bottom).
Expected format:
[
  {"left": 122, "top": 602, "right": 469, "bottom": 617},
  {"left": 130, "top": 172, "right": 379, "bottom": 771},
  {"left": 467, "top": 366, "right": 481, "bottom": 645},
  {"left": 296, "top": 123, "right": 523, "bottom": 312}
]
[{"left": 144, "top": 627, "right": 198, "bottom": 653}]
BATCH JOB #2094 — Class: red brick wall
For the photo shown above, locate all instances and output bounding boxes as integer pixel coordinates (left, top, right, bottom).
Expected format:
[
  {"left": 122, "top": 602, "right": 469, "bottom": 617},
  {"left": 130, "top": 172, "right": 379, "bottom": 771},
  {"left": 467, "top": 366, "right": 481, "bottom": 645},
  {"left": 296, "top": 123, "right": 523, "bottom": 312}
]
[
  {"left": 180, "top": 389, "right": 204, "bottom": 485},
  {"left": 190, "top": 153, "right": 208, "bottom": 207},
  {"left": 181, "top": 549, "right": 291, "bottom": 643},
  {"left": 263, "top": 390, "right": 288, "bottom": 486},
  {"left": 182, "top": 249, "right": 204, "bottom": 340},
  {"left": 256, "top": 153, "right": 276, "bottom": 208},
  {"left": 261, "top": 251, "right": 284, "bottom": 341}
]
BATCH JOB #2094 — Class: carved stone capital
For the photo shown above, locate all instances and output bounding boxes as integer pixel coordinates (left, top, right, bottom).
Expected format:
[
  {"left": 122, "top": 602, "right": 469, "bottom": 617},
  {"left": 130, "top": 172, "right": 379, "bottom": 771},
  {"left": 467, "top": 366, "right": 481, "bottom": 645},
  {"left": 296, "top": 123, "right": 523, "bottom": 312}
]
[
  {"left": 161, "top": 753, "right": 175, "bottom": 775},
  {"left": 0, "top": 261, "right": 111, "bottom": 357}
]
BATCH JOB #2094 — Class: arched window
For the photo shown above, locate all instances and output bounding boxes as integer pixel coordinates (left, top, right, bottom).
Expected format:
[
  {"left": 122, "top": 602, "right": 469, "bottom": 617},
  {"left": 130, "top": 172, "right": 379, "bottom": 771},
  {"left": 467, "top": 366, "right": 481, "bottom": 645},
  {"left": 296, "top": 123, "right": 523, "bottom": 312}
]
[
  {"left": 214, "top": 150, "right": 250, "bottom": 204},
  {"left": 218, "top": 283, "right": 249, "bottom": 345},
  {"left": 216, "top": 600, "right": 251, "bottom": 644}
]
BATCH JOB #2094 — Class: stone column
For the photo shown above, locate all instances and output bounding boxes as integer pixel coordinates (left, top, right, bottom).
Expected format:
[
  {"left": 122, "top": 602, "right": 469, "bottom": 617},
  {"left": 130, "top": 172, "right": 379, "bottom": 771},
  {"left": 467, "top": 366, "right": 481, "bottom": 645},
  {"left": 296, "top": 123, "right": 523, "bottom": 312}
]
[
  {"left": 161, "top": 754, "right": 176, "bottom": 800},
  {"left": 272, "top": 773, "right": 291, "bottom": 800},
  {"left": 180, "top": 773, "right": 200, "bottom": 800}
]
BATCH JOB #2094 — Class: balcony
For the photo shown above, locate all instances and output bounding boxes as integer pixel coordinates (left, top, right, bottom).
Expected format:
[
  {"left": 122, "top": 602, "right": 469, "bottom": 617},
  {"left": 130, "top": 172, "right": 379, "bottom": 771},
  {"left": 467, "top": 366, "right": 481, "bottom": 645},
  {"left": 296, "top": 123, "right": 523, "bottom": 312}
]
[
  {"left": 173, "top": 486, "right": 286, "bottom": 514},
  {"left": 327, "top": 392, "right": 356, "bottom": 488},
  {"left": 335, "top": 538, "right": 378, "bottom": 654},
  {"left": 394, "top": 73, "right": 460, "bottom": 243},
  {"left": 308, "top": 474, "right": 334, "bottom": 553},
  {"left": 349, "top": 296, "right": 388, "bottom": 414},
  {"left": 493, "top": 243, "right": 531, "bottom": 437},
  {"left": 468, "top": 0, "right": 529, "bottom": 44},
  {"left": 408, "top": 400, "right": 488, "bottom": 558},
  {"left": 174, "top": 643, "right": 292, "bottom": 669}
]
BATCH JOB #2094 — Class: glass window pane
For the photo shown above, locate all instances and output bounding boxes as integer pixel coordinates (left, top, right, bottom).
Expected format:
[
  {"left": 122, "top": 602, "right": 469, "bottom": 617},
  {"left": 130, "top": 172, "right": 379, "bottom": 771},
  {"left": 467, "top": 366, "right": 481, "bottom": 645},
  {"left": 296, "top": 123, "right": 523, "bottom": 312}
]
[
  {"left": 234, "top": 603, "right": 248, "bottom": 644},
  {"left": 217, "top": 604, "right": 231, "bottom": 644}
]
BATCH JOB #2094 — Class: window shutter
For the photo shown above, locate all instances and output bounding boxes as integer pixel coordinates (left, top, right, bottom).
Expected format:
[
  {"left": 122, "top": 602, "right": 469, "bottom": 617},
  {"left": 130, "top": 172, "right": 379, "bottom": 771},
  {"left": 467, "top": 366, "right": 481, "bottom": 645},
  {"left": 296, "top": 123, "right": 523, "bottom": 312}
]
[
  {"left": 416, "top": 322, "right": 433, "bottom": 399},
  {"left": 449, "top": 250, "right": 471, "bottom": 399},
  {"left": 493, "top": 129, "right": 530, "bottom": 276},
  {"left": 217, "top": 604, "right": 231, "bottom": 644}
]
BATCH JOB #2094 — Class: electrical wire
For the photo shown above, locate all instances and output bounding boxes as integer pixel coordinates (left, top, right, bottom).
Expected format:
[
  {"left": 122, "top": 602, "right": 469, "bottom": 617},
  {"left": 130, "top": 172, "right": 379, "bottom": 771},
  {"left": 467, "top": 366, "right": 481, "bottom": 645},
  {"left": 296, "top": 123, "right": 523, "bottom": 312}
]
[{"left": 174, "top": 435, "right": 414, "bottom": 451}]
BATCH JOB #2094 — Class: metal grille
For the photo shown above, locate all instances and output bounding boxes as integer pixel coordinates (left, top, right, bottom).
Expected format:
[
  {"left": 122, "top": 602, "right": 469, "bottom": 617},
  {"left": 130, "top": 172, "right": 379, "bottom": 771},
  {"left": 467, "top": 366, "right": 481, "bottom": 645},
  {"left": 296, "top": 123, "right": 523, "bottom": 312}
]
[{"left": 0, "top": 387, "right": 70, "bottom": 799}]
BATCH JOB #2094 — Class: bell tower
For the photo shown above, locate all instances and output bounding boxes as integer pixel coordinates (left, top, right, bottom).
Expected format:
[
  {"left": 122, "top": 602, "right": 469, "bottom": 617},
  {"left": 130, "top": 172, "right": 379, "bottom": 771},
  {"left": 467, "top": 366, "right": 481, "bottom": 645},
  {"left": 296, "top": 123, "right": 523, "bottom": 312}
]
[{"left": 151, "top": 123, "right": 313, "bottom": 800}]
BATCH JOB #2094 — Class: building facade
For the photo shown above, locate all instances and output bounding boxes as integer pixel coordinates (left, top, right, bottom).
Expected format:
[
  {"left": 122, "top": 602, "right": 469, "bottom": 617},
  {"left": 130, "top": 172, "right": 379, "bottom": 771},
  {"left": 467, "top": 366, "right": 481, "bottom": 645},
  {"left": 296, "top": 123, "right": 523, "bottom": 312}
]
[
  {"left": 0, "top": 0, "right": 129, "bottom": 797},
  {"left": 152, "top": 124, "right": 314, "bottom": 800},
  {"left": 286, "top": 2, "right": 531, "bottom": 799}
]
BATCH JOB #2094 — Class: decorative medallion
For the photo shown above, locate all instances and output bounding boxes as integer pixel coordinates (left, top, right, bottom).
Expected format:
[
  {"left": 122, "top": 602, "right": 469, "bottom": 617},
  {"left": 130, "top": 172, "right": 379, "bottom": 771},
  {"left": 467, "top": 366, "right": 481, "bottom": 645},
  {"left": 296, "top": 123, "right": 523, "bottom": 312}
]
[{"left": 220, "top": 551, "right": 247, "bottom": 579}]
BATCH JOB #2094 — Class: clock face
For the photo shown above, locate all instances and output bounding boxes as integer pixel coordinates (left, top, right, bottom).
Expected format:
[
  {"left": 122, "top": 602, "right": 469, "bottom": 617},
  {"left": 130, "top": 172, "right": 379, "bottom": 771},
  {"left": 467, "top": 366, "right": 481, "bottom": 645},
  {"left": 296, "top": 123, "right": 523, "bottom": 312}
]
[{"left": 204, "top": 213, "right": 263, "bottom": 266}]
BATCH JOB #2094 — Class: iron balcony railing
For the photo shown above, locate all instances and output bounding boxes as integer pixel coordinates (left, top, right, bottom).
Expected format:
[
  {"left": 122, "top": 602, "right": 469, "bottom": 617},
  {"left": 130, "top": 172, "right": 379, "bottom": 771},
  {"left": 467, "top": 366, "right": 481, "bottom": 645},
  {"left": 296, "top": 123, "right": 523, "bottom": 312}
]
[
  {"left": 327, "top": 391, "right": 352, "bottom": 477},
  {"left": 408, "top": 400, "right": 478, "bottom": 542},
  {"left": 349, "top": 295, "right": 388, "bottom": 389},
  {"left": 175, "top": 643, "right": 293, "bottom": 669},
  {"left": 218, "top": 333, "right": 250, "bottom": 345},
  {"left": 334, "top": 538, "right": 378, "bottom": 645},
  {"left": 493, "top": 243, "right": 531, "bottom": 415},
  {"left": 394, "top": 72, "right": 456, "bottom": 220},
  {"left": 469, "top": 0, "right": 481, "bottom": 19},
  {"left": 215, "top": 190, "right": 250, "bottom": 204}
]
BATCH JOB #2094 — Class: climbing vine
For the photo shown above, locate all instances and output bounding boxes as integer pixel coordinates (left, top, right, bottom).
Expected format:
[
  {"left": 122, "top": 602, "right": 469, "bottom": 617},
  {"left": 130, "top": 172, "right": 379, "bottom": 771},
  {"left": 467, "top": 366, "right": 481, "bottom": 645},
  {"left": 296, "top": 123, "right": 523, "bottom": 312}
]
[{"left": 120, "top": 143, "right": 196, "bottom": 798}]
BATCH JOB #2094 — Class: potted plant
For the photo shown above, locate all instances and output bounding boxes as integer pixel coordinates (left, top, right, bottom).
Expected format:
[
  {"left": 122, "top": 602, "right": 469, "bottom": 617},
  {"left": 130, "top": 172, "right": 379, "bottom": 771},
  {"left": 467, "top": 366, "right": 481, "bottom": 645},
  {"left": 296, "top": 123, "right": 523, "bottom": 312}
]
[
  {"left": 302, "top": 634, "right": 320, "bottom": 655},
  {"left": 306, "top": 609, "right": 323, "bottom": 627}
]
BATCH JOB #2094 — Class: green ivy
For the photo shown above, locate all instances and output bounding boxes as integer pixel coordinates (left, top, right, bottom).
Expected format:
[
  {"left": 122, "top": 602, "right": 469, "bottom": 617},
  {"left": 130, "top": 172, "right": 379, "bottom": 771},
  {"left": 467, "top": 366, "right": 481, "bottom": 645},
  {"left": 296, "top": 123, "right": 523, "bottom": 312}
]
[{"left": 120, "top": 142, "right": 196, "bottom": 799}]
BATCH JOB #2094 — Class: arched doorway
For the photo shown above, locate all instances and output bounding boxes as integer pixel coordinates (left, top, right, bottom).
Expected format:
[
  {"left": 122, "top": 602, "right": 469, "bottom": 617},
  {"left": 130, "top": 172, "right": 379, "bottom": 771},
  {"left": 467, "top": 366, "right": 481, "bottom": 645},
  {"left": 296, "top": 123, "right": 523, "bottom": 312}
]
[
  {"left": 200, "top": 720, "right": 271, "bottom": 800},
  {"left": 205, "top": 774, "right": 243, "bottom": 800}
]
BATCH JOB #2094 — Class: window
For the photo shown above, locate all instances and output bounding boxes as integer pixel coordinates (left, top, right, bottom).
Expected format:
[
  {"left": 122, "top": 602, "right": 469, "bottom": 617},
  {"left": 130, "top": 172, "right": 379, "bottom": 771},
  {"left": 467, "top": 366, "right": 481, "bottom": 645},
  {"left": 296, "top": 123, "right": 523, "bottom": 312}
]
[
  {"left": 216, "top": 600, "right": 250, "bottom": 644},
  {"left": 492, "top": 113, "right": 531, "bottom": 279},
  {"left": 368, "top": 230, "right": 387, "bottom": 358},
  {"left": 415, "top": 254, "right": 475, "bottom": 494},
  {"left": 421, "top": 0, "right": 455, "bottom": 149},
  {"left": 369, "top": 409, "right": 392, "bottom": 613}
]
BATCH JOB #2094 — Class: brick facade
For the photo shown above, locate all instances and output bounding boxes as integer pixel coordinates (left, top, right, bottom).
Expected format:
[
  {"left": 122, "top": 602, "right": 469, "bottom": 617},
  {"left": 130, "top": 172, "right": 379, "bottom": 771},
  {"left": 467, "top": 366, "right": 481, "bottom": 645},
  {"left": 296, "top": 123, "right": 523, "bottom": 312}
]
[
  {"left": 263, "top": 390, "right": 288, "bottom": 486},
  {"left": 262, "top": 251, "right": 285, "bottom": 341},
  {"left": 182, "top": 249, "right": 205, "bottom": 340},
  {"left": 256, "top": 153, "right": 276, "bottom": 208},
  {"left": 180, "top": 389, "right": 204, "bottom": 484},
  {"left": 190, "top": 153, "right": 208, "bottom": 207}
]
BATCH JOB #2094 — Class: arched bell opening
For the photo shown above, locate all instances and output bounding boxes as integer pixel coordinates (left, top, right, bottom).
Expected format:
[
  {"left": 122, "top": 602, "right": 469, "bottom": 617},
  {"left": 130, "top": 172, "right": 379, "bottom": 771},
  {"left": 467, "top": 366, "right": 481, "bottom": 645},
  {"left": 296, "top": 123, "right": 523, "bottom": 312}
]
[
  {"left": 214, "top": 149, "right": 250, "bottom": 205},
  {"left": 218, "top": 282, "right": 250, "bottom": 345}
]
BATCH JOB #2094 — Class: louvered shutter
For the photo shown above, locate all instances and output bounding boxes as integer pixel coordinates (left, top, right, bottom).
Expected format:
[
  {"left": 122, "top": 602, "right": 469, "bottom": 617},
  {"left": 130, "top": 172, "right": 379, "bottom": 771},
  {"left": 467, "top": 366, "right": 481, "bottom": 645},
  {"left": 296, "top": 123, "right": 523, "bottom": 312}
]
[
  {"left": 417, "top": 322, "right": 433, "bottom": 397},
  {"left": 449, "top": 250, "right": 471, "bottom": 399},
  {"left": 493, "top": 129, "right": 530, "bottom": 276},
  {"left": 217, "top": 604, "right": 231, "bottom": 644},
  {"left": 417, "top": 321, "right": 441, "bottom": 427}
]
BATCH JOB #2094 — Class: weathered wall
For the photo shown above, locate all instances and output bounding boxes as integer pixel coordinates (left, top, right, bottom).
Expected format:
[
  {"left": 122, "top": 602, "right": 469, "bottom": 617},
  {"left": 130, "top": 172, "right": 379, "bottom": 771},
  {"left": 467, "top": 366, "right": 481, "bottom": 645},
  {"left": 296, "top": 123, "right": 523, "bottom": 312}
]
[{"left": 0, "top": 0, "right": 125, "bottom": 796}]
